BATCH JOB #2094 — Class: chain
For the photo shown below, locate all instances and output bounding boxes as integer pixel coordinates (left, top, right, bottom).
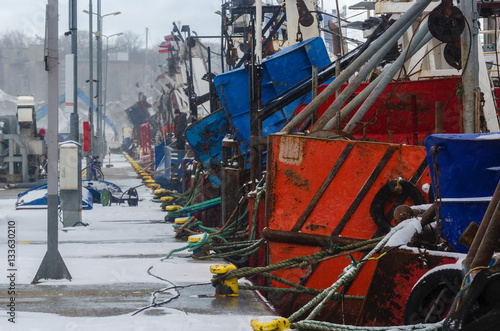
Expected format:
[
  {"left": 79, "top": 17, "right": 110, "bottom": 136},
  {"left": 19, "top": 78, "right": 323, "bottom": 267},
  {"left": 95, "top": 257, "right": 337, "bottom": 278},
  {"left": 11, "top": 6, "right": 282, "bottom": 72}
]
[
  {"left": 296, "top": 23, "right": 303, "bottom": 42},
  {"left": 431, "top": 144, "right": 450, "bottom": 250}
]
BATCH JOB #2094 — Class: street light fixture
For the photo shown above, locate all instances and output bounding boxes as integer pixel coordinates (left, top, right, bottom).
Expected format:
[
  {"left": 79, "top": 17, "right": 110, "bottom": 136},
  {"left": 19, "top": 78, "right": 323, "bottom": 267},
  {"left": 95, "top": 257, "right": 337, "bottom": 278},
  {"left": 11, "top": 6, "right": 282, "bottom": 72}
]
[
  {"left": 102, "top": 32, "right": 123, "bottom": 141},
  {"left": 83, "top": 10, "right": 121, "bottom": 17}
]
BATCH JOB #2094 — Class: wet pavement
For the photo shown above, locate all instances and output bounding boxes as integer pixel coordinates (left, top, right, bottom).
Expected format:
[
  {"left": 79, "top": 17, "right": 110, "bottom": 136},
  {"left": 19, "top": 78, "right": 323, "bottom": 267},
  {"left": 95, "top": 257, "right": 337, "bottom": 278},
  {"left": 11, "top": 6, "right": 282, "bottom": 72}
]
[
  {"left": 0, "top": 282, "right": 273, "bottom": 318},
  {"left": 0, "top": 155, "right": 275, "bottom": 325}
]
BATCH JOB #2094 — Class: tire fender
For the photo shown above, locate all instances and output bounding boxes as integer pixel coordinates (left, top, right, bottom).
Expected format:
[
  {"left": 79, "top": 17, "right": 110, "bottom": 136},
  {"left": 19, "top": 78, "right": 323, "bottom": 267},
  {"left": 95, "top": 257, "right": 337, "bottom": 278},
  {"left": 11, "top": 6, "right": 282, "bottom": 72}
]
[{"left": 370, "top": 179, "right": 425, "bottom": 233}]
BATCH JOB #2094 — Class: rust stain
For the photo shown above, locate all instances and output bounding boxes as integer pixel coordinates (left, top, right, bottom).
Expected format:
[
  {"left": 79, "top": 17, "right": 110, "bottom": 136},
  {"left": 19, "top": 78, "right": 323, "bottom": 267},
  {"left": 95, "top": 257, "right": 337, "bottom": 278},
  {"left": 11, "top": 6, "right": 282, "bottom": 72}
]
[
  {"left": 284, "top": 169, "right": 310, "bottom": 190},
  {"left": 305, "top": 223, "right": 326, "bottom": 231}
]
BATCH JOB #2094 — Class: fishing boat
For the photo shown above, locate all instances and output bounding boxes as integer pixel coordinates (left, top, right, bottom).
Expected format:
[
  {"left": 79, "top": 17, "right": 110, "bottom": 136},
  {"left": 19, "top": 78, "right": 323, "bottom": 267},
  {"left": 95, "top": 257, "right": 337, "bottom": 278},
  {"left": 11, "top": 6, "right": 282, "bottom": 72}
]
[
  {"left": 133, "top": 0, "right": 500, "bottom": 328},
  {"left": 249, "top": 0, "right": 500, "bottom": 327}
]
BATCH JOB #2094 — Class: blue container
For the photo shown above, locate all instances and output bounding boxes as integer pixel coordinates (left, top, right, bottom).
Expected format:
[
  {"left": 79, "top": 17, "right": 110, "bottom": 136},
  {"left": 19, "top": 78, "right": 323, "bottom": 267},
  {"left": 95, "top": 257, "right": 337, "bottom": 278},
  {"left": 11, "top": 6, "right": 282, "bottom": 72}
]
[
  {"left": 214, "top": 37, "right": 331, "bottom": 145},
  {"left": 185, "top": 109, "right": 232, "bottom": 188},
  {"left": 425, "top": 133, "right": 500, "bottom": 252}
]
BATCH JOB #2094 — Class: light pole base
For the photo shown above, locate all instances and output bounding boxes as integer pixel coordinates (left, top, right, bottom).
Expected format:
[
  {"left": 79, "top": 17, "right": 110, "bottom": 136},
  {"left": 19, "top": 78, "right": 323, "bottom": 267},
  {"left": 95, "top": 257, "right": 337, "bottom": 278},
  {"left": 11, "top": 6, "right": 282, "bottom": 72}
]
[{"left": 32, "top": 250, "right": 72, "bottom": 284}]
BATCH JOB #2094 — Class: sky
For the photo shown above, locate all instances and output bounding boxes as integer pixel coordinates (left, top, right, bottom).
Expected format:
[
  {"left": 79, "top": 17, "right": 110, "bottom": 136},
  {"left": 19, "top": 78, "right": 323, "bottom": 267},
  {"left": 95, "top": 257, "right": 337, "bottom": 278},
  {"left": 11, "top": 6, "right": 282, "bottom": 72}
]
[
  {"left": 1, "top": 0, "right": 356, "bottom": 47},
  {"left": 2, "top": 0, "right": 228, "bottom": 46}
]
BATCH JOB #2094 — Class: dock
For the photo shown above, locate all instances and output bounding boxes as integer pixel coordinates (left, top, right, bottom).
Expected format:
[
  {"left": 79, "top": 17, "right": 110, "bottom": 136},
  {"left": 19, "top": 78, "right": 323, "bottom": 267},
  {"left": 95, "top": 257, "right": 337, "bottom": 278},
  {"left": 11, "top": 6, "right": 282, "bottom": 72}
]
[{"left": 0, "top": 153, "right": 275, "bottom": 330}]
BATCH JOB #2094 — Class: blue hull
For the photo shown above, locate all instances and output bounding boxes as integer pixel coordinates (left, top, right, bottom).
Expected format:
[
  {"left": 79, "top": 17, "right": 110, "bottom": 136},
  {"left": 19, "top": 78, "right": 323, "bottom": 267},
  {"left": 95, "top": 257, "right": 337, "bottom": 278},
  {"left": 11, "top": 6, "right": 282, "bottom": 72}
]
[{"left": 425, "top": 133, "right": 500, "bottom": 252}]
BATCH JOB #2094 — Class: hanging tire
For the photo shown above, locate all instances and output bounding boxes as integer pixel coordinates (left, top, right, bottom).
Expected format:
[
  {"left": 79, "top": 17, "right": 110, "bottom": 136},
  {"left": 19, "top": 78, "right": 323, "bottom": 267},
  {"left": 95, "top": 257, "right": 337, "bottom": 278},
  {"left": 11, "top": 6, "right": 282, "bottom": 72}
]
[
  {"left": 370, "top": 179, "right": 425, "bottom": 233},
  {"left": 404, "top": 266, "right": 462, "bottom": 325}
]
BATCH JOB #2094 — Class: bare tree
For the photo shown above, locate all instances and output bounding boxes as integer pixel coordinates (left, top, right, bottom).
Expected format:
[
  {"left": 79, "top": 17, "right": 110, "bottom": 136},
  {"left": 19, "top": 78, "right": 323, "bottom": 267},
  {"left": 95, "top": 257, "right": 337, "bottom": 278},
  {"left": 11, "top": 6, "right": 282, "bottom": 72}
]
[
  {"left": 113, "top": 31, "right": 144, "bottom": 61},
  {"left": 59, "top": 31, "right": 91, "bottom": 59},
  {"left": 0, "top": 29, "right": 37, "bottom": 48}
]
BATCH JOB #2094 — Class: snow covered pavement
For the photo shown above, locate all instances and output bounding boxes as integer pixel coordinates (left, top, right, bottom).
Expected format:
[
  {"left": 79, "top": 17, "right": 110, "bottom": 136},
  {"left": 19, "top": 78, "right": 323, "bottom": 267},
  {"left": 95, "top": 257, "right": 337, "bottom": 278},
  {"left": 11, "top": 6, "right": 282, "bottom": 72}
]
[{"left": 0, "top": 154, "right": 274, "bottom": 330}]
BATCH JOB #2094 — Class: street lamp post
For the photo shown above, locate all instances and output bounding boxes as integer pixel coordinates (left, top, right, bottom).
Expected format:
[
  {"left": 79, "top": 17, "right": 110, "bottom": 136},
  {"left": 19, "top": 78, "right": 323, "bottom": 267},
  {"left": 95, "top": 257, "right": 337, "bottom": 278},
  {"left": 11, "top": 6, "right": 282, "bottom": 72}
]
[
  {"left": 83, "top": 7, "right": 120, "bottom": 158},
  {"left": 102, "top": 32, "right": 123, "bottom": 142},
  {"left": 87, "top": 1, "right": 94, "bottom": 177}
]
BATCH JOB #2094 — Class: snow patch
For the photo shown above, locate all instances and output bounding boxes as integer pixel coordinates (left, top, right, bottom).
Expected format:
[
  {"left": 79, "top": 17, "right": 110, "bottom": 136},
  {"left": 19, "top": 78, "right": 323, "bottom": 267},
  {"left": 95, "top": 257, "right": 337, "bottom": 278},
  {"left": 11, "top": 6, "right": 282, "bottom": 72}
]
[
  {"left": 0, "top": 311, "right": 262, "bottom": 331},
  {"left": 441, "top": 197, "right": 492, "bottom": 202},
  {"left": 385, "top": 218, "right": 423, "bottom": 248},
  {"left": 421, "top": 183, "right": 430, "bottom": 193},
  {"left": 476, "top": 133, "right": 500, "bottom": 140}
]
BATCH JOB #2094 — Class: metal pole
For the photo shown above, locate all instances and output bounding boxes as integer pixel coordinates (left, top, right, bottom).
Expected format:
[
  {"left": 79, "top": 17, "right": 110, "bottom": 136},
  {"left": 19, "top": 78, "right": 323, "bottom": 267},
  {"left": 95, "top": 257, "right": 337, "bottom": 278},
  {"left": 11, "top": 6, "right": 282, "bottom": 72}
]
[
  {"left": 334, "top": 0, "right": 344, "bottom": 56},
  {"left": 221, "top": 1, "right": 225, "bottom": 73},
  {"left": 145, "top": 27, "right": 148, "bottom": 88},
  {"left": 461, "top": 0, "right": 479, "bottom": 133},
  {"left": 249, "top": 10, "right": 258, "bottom": 190},
  {"left": 208, "top": 46, "right": 214, "bottom": 113},
  {"left": 64, "top": 0, "right": 82, "bottom": 230},
  {"left": 187, "top": 27, "right": 196, "bottom": 121},
  {"left": 103, "top": 36, "right": 108, "bottom": 143},
  {"left": 280, "top": 0, "right": 432, "bottom": 134},
  {"left": 256, "top": 0, "right": 263, "bottom": 64},
  {"left": 88, "top": 0, "right": 94, "bottom": 175},
  {"left": 326, "top": 31, "right": 432, "bottom": 130},
  {"left": 70, "top": 0, "right": 79, "bottom": 142},
  {"left": 102, "top": 32, "right": 121, "bottom": 142},
  {"left": 466, "top": 179, "right": 500, "bottom": 269},
  {"left": 103, "top": 36, "right": 109, "bottom": 143},
  {"left": 312, "top": 65, "right": 318, "bottom": 125},
  {"left": 96, "top": 0, "right": 103, "bottom": 156},
  {"left": 470, "top": 200, "right": 500, "bottom": 269},
  {"left": 32, "top": 0, "right": 71, "bottom": 283},
  {"left": 70, "top": 0, "right": 82, "bottom": 214},
  {"left": 338, "top": 29, "right": 432, "bottom": 133},
  {"left": 311, "top": 10, "right": 426, "bottom": 133}
]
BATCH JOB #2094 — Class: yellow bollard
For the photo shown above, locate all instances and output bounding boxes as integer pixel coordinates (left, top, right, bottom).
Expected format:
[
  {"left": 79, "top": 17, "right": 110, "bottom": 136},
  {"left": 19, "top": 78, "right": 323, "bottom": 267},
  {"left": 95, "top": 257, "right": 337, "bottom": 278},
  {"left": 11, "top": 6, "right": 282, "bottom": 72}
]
[
  {"left": 188, "top": 234, "right": 210, "bottom": 259},
  {"left": 250, "top": 317, "right": 290, "bottom": 331},
  {"left": 210, "top": 264, "right": 238, "bottom": 296},
  {"left": 165, "top": 205, "right": 181, "bottom": 211},
  {"left": 175, "top": 217, "right": 189, "bottom": 224}
]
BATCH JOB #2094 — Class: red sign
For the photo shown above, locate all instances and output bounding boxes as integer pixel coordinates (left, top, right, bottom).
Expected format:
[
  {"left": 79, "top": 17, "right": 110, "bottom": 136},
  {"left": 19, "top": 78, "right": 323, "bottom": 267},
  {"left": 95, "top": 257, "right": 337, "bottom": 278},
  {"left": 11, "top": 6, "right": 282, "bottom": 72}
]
[{"left": 83, "top": 121, "right": 90, "bottom": 152}]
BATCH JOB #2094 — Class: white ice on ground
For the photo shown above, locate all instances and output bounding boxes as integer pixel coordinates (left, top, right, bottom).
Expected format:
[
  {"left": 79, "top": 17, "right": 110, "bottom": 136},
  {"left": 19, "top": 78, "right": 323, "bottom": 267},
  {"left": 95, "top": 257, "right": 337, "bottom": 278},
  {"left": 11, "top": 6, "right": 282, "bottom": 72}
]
[
  {"left": 1, "top": 311, "right": 256, "bottom": 331},
  {"left": 0, "top": 153, "right": 273, "bottom": 330}
]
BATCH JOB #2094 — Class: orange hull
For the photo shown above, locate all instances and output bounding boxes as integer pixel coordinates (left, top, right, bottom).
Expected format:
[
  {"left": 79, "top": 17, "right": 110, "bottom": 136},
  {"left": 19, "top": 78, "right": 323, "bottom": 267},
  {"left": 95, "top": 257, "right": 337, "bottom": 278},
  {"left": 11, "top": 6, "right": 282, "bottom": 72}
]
[{"left": 263, "top": 134, "right": 432, "bottom": 322}]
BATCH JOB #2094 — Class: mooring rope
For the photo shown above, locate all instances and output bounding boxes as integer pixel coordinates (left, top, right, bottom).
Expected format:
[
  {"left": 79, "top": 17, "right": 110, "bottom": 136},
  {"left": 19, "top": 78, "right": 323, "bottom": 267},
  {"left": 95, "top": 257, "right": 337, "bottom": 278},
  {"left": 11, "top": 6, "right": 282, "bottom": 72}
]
[
  {"left": 214, "top": 237, "right": 382, "bottom": 282},
  {"left": 289, "top": 282, "right": 472, "bottom": 330},
  {"left": 288, "top": 220, "right": 410, "bottom": 322}
]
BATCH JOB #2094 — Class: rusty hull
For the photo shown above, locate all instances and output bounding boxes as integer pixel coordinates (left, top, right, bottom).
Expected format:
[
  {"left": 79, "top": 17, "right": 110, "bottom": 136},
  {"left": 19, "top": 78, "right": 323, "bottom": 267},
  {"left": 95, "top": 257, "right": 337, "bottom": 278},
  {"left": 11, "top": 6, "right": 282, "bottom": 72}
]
[
  {"left": 263, "top": 133, "right": 432, "bottom": 322},
  {"left": 357, "top": 248, "right": 460, "bottom": 326}
]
